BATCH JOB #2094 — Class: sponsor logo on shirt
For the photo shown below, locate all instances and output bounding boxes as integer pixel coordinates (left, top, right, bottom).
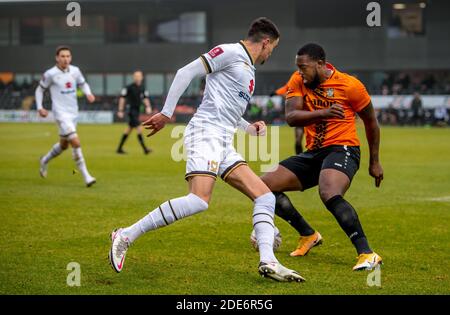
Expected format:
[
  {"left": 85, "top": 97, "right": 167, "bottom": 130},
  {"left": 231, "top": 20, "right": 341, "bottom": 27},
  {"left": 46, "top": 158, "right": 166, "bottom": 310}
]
[
  {"left": 60, "top": 89, "right": 76, "bottom": 94},
  {"left": 239, "top": 91, "right": 251, "bottom": 103}
]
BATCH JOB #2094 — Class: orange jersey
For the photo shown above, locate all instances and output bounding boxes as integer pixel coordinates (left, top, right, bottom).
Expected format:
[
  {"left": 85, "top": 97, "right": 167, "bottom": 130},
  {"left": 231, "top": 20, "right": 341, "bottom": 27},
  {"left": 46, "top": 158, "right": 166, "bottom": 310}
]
[
  {"left": 275, "top": 71, "right": 297, "bottom": 96},
  {"left": 286, "top": 63, "right": 371, "bottom": 151},
  {"left": 275, "top": 84, "right": 289, "bottom": 96}
]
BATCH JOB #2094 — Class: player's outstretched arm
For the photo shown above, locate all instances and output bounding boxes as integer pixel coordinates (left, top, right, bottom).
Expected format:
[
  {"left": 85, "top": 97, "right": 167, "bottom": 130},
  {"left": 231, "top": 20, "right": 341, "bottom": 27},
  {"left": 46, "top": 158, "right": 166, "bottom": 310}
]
[
  {"left": 35, "top": 85, "right": 48, "bottom": 117},
  {"left": 358, "top": 102, "right": 384, "bottom": 187},
  {"left": 81, "top": 83, "right": 95, "bottom": 103},
  {"left": 285, "top": 96, "right": 344, "bottom": 127},
  {"left": 76, "top": 69, "right": 95, "bottom": 103},
  {"left": 143, "top": 58, "right": 207, "bottom": 137}
]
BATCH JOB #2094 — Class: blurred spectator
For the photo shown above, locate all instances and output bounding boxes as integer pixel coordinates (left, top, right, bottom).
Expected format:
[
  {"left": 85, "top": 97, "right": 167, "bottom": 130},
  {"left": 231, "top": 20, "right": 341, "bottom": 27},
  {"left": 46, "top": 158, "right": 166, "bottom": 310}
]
[
  {"left": 421, "top": 74, "right": 436, "bottom": 94},
  {"left": 373, "top": 71, "right": 450, "bottom": 95},
  {"left": 396, "top": 72, "right": 410, "bottom": 93},
  {"left": 410, "top": 92, "right": 423, "bottom": 125},
  {"left": 384, "top": 103, "right": 398, "bottom": 125},
  {"left": 433, "top": 106, "right": 449, "bottom": 127}
]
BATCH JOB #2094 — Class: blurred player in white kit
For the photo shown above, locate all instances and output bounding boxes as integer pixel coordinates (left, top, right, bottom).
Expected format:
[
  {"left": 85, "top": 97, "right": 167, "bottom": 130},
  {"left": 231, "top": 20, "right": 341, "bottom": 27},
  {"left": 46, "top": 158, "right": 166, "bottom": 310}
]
[{"left": 35, "top": 46, "right": 96, "bottom": 187}]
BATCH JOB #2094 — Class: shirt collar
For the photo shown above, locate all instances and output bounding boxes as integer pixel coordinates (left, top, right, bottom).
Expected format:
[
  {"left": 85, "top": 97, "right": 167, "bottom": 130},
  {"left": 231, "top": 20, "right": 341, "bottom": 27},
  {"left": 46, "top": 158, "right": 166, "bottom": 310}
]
[
  {"left": 56, "top": 65, "right": 70, "bottom": 73},
  {"left": 239, "top": 40, "right": 255, "bottom": 65}
]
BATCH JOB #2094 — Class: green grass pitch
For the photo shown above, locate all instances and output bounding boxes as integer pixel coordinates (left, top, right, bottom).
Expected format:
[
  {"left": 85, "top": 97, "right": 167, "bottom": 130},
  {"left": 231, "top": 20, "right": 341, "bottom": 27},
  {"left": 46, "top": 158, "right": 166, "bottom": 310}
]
[{"left": 0, "top": 122, "right": 449, "bottom": 294}]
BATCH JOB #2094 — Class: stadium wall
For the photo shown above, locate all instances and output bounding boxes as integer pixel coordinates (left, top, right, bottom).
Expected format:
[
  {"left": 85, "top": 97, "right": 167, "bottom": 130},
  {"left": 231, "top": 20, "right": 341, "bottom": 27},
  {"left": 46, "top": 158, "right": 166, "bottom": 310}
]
[{"left": 0, "top": 0, "right": 449, "bottom": 73}]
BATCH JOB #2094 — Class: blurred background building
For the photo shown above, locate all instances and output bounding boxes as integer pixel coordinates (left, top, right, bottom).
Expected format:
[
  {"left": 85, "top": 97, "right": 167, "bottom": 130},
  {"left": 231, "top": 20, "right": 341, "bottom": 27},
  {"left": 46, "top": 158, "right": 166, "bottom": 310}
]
[{"left": 0, "top": 0, "right": 449, "bottom": 126}]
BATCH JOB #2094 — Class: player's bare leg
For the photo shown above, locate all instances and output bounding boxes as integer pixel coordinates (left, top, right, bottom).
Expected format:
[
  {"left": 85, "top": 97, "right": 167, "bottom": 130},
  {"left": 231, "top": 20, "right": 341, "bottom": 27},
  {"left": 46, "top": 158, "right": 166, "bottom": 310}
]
[
  {"left": 110, "top": 176, "right": 213, "bottom": 273},
  {"left": 318, "top": 169, "right": 382, "bottom": 270},
  {"left": 136, "top": 125, "right": 152, "bottom": 155},
  {"left": 39, "top": 137, "right": 69, "bottom": 178},
  {"left": 226, "top": 164, "right": 305, "bottom": 282},
  {"left": 261, "top": 166, "right": 322, "bottom": 257},
  {"left": 69, "top": 135, "right": 96, "bottom": 187},
  {"left": 294, "top": 127, "right": 304, "bottom": 154},
  {"left": 261, "top": 164, "right": 302, "bottom": 192},
  {"left": 117, "top": 126, "right": 132, "bottom": 154}
]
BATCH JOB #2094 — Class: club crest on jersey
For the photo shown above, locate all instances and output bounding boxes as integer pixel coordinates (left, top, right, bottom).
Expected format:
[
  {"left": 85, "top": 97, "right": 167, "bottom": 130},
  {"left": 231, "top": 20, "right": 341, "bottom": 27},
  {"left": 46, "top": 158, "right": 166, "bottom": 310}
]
[
  {"left": 66, "top": 82, "right": 72, "bottom": 88},
  {"left": 326, "top": 88, "right": 334, "bottom": 97},
  {"left": 249, "top": 79, "right": 254, "bottom": 94},
  {"left": 207, "top": 160, "right": 218, "bottom": 173},
  {"left": 208, "top": 47, "right": 224, "bottom": 59}
]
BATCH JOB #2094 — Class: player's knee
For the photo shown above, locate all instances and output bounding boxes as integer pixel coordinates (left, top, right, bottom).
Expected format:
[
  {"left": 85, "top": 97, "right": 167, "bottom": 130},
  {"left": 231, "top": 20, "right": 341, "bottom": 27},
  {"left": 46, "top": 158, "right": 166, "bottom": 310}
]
[
  {"left": 60, "top": 141, "right": 69, "bottom": 150},
  {"left": 319, "top": 187, "right": 337, "bottom": 204},
  {"left": 70, "top": 137, "right": 80, "bottom": 148},
  {"left": 187, "top": 193, "right": 209, "bottom": 212}
]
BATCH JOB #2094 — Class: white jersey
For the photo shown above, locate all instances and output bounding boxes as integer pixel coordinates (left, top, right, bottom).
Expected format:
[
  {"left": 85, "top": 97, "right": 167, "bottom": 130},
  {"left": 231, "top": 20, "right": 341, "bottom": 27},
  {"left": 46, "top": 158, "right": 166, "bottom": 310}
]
[
  {"left": 39, "top": 65, "right": 86, "bottom": 120},
  {"left": 191, "top": 41, "right": 256, "bottom": 133}
]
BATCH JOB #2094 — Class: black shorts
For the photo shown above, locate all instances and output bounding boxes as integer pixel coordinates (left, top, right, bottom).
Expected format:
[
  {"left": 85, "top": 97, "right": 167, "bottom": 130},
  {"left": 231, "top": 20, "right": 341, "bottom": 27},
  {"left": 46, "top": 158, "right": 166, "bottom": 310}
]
[
  {"left": 128, "top": 111, "right": 140, "bottom": 127},
  {"left": 279, "top": 145, "right": 360, "bottom": 191}
]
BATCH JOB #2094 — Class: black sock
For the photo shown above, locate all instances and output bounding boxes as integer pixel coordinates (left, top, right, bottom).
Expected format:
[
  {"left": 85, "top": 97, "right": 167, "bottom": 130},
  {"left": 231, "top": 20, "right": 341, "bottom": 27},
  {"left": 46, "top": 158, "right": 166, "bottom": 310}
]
[
  {"left": 117, "top": 134, "right": 128, "bottom": 151},
  {"left": 295, "top": 142, "right": 303, "bottom": 154},
  {"left": 274, "top": 192, "right": 315, "bottom": 236},
  {"left": 325, "top": 195, "right": 372, "bottom": 255},
  {"left": 137, "top": 134, "right": 148, "bottom": 151}
]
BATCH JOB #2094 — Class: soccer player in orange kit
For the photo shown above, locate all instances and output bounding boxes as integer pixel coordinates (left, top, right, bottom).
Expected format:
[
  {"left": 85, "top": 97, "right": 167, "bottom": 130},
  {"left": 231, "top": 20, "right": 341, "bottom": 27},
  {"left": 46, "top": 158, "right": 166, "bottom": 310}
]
[{"left": 262, "top": 43, "right": 384, "bottom": 271}]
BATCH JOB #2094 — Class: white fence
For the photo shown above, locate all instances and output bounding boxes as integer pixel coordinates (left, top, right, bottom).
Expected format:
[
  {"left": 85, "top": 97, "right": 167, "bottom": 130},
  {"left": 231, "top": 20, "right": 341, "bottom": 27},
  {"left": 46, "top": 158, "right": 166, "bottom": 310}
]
[
  {"left": 0, "top": 110, "right": 113, "bottom": 124},
  {"left": 250, "top": 95, "right": 450, "bottom": 110}
]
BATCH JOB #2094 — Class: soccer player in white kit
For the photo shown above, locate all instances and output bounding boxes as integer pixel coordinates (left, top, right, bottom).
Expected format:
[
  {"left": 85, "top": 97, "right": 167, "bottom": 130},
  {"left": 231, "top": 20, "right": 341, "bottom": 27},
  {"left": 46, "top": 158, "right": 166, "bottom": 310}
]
[
  {"left": 109, "top": 18, "right": 305, "bottom": 282},
  {"left": 35, "top": 46, "right": 97, "bottom": 187}
]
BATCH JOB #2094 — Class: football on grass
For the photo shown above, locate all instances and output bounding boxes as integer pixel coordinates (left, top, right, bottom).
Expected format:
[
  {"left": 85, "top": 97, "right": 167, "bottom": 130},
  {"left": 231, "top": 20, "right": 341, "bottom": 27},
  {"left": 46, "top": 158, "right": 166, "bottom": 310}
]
[{"left": 250, "top": 226, "right": 282, "bottom": 251}]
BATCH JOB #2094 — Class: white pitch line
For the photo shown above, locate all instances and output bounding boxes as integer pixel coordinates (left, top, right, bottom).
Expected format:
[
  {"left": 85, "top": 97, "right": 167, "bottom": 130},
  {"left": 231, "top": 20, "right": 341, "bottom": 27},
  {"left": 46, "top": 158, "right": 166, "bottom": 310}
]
[{"left": 424, "top": 196, "right": 450, "bottom": 202}]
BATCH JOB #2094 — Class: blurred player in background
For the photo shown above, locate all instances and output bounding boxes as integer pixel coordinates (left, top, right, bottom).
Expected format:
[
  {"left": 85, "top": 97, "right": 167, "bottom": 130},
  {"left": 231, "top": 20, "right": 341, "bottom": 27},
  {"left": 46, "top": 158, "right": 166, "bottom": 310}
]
[
  {"left": 262, "top": 43, "right": 383, "bottom": 271},
  {"left": 36, "top": 46, "right": 96, "bottom": 187},
  {"left": 271, "top": 75, "right": 304, "bottom": 154},
  {"left": 109, "top": 17, "right": 305, "bottom": 282},
  {"left": 116, "top": 70, "right": 152, "bottom": 154}
]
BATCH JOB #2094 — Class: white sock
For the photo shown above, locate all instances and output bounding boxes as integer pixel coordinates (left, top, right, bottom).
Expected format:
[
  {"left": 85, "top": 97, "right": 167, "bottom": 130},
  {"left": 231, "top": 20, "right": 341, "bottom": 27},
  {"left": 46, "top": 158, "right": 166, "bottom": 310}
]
[
  {"left": 72, "top": 147, "right": 92, "bottom": 181},
  {"left": 122, "top": 193, "right": 208, "bottom": 243},
  {"left": 42, "top": 143, "right": 63, "bottom": 164},
  {"left": 253, "top": 192, "right": 278, "bottom": 263}
]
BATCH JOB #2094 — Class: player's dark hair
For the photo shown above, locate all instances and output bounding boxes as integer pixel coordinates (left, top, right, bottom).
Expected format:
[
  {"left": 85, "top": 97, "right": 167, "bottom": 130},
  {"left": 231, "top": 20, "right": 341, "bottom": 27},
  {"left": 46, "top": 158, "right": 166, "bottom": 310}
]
[
  {"left": 55, "top": 45, "right": 71, "bottom": 56},
  {"left": 297, "top": 43, "right": 326, "bottom": 62},
  {"left": 247, "top": 17, "right": 280, "bottom": 42}
]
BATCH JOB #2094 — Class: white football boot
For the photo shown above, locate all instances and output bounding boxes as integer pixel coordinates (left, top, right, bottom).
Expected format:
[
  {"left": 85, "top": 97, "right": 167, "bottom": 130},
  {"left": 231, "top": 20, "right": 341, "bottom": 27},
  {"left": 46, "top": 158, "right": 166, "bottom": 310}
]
[
  {"left": 109, "top": 228, "right": 130, "bottom": 273},
  {"left": 258, "top": 261, "right": 306, "bottom": 282},
  {"left": 85, "top": 176, "right": 96, "bottom": 187},
  {"left": 39, "top": 156, "right": 48, "bottom": 178}
]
